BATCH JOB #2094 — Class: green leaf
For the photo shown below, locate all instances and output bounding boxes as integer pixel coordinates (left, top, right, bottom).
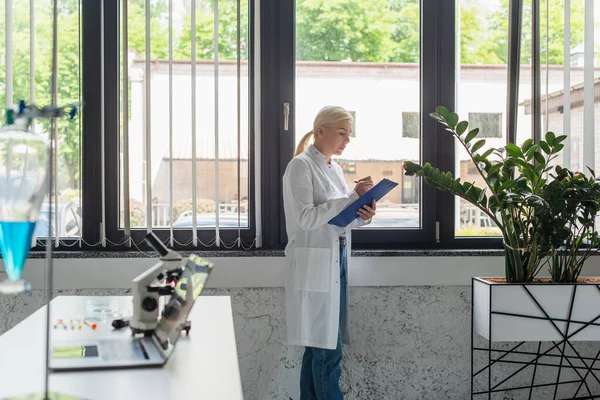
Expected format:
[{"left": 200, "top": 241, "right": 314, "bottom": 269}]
[
  {"left": 522, "top": 167, "right": 535, "bottom": 183},
  {"left": 429, "top": 113, "right": 444, "bottom": 122},
  {"left": 525, "top": 145, "right": 537, "bottom": 160},
  {"left": 545, "top": 131, "right": 556, "bottom": 146},
  {"left": 587, "top": 167, "right": 596, "bottom": 177},
  {"left": 534, "top": 151, "right": 545, "bottom": 165},
  {"left": 403, "top": 161, "right": 416, "bottom": 175},
  {"left": 436, "top": 106, "right": 449, "bottom": 119},
  {"left": 508, "top": 157, "right": 529, "bottom": 169},
  {"left": 534, "top": 178, "right": 546, "bottom": 192},
  {"left": 465, "top": 128, "right": 479, "bottom": 143},
  {"left": 447, "top": 113, "right": 459, "bottom": 129},
  {"left": 553, "top": 144, "right": 564, "bottom": 154},
  {"left": 554, "top": 135, "right": 567, "bottom": 144},
  {"left": 499, "top": 180, "right": 516, "bottom": 193},
  {"left": 522, "top": 138, "right": 534, "bottom": 153},
  {"left": 455, "top": 121, "right": 468, "bottom": 136},
  {"left": 487, "top": 164, "right": 501, "bottom": 177},
  {"left": 539, "top": 141, "right": 551, "bottom": 154},
  {"left": 479, "top": 194, "right": 488, "bottom": 208},
  {"left": 505, "top": 143, "right": 523, "bottom": 158},
  {"left": 478, "top": 187, "right": 487, "bottom": 203},
  {"left": 481, "top": 148, "right": 494, "bottom": 159},
  {"left": 471, "top": 139, "right": 486, "bottom": 154},
  {"left": 463, "top": 182, "right": 473, "bottom": 195}
]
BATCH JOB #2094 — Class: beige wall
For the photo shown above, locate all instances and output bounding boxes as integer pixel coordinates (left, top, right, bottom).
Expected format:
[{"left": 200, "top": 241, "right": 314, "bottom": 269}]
[
  {"left": 152, "top": 159, "right": 249, "bottom": 205},
  {"left": 546, "top": 102, "right": 600, "bottom": 173},
  {"left": 154, "top": 158, "right": 408, "bottom": 205},
  {"left": 339, "top": 161, "right": 406, "bottom": 204}
]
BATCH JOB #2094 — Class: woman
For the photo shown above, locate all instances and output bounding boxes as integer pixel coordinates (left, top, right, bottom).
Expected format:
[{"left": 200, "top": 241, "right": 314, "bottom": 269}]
[{"left": 282, "top": 106, "right": 376, "bottom": 399}]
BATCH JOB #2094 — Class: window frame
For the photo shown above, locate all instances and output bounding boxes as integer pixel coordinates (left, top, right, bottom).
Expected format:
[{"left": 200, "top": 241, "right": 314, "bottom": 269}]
[
  {"left": 401, "top": 111, "right": 420, "bottom": 139},
  {"left": 100, "top": 0, "right": 258, "bottom": 250},
  {"left": 467, "top": 112, "right": 503, "bottom": 139},
  {"left": 27, "top": 0, "right": 532, "bottom": 252},
  {"left": 29, "top": 0, "right": 103, "bottom": 251},
  {"left": 263, "top": 0, "right": 452, "bottom": 250},
  {"left": 264, "top": 0, "right": 510, "bottom": 250}
]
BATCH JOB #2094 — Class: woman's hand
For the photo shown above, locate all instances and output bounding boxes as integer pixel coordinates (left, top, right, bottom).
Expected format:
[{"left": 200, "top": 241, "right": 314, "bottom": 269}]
[
  {"left": 357, "top": 200, "right": 376, "bottom": 221},
  {"left": 353, "top": 176, "right": 373, "bottom": 196}
]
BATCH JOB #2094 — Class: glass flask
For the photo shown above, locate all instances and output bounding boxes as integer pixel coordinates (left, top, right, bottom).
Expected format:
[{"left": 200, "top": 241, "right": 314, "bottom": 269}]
[{"left": 0, "top": 111, "right": 49, "bottom": 284}]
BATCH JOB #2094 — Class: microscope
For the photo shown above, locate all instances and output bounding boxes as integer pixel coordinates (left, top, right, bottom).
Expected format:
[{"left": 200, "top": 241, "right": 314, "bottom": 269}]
[{"left": 128, "top": 232, "right": 191, "bottom": 336}]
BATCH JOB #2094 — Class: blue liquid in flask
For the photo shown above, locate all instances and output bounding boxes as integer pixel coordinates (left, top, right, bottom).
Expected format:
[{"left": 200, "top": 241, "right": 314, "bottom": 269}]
[{"left": 0, "top": 221, "right": 36, "bottom": 281}]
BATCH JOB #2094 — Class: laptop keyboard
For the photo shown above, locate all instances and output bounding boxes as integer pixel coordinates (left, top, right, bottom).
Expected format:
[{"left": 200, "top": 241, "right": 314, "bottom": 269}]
[{"left": 100, "top": 339, "right": 148, "bottom": 362}]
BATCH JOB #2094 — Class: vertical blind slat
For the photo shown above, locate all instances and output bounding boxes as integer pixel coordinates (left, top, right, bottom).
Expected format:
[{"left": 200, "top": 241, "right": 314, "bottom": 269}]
[
  {"left": 5, "top": 0, "right": 13, "bottom": 109},
  {"left": 145, "top": 0, "right": 153, "bottom": 234},
  {"left": 544, "top": 0, "right": 549, "bottom": 133},
  {"left": 506, "top": 0, "right": 523, "bottom": 145},
  {"left": 563, "top": 0, "right": 571, "bottom": 168},
  {"left": 78, "top": 0, "right": 83, "bottom": 246},
  {"left": 168, "top": 0, "right": 174, "bottom": 247},
  {"left": 53, "top": 1, "right": 59, "bottom": 246},
  {"left": 214, "top": 0, "right": 221, "bottom": 247},
  {"left": 101, "top": 0, "right": 107, "bottom": 246},
  {"left": 532, "top": 0, "right": 541, "bottom": 145},
  {"left": 583, "top": 0, "right": 595, "bottom": 171},
  {"left": 254, "top": 0, "right": 262, "bottom": 248},
  {"left": 191, "top": 0, "right": 198, "bottom": 246},
  {"left": 29, "top": 0, "right": 35, "bottom": 131},
  {"left": 237, "top": 0, "right": 242, "bottom": 247},
  {"left": 123, "top": 0, "right": 131, "bottom": 245}
]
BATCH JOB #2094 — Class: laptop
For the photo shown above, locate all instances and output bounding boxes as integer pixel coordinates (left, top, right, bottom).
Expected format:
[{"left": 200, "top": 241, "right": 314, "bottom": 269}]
[{"left": 49, "top": 255, "right": 214, "bottom": 371}]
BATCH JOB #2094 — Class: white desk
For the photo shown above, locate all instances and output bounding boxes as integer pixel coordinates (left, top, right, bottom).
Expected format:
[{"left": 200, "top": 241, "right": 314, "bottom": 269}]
[{"left": 0, "top": 296, "right": 244, "bottom": 400}]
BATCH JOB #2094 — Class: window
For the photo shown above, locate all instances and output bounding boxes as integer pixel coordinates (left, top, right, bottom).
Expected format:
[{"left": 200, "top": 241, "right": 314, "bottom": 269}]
[
  {"left": 112, "top": 0, "right": 253, "bottom": 247},
  {"left": 348, "top": 111, "right": 356, "bottom": 137},
  {"left": 339, "top": 161, "right": 356, "bottom": 175},
  {"left": 0, "top": 0, "right": 569, "bottom": 251},
  {"left": 1, "top": 0, "right": 83, "bottom": 243},
  {"left": 455, "top": 0, "right": 508, "bottom": 239},
  {"left": 467, "top": 113, "right": 502, "bottom": 138},
  {"left": 293, "top": 0, "right": 424, "bottom": 236},
  {"left": 401, "top": 175, "right": 419, "bottom": 205},
  {"left": 402, "top": 112, "right": 420, "bottom": 139}
]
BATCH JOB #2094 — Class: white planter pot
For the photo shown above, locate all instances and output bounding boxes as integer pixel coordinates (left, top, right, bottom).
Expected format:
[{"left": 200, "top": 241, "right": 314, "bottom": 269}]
[{"left": 473, "top": 277, "right": 600, "bottom": 342}]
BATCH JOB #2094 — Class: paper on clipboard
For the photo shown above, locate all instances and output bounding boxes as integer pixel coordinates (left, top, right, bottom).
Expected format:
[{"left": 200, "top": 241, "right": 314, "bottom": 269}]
[{"left": 328, "top": 178, "right": 398, "bottom": 227}]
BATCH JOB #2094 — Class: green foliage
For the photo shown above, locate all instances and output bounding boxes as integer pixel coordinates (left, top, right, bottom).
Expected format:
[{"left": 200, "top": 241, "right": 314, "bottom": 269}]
[
  {"left": 175, "top": 0, "right": 250, "bottom": 60},
  {"left": 0, "top": 0, "right": 585, "bottom": 199},
  {"left": 485, "top": 0, "right": 585, "bottom": 65},
  {"left": 540, "top": 167, "right": 600, "bottom": 282},
  {"left": 296, "top": 0, "right": 397, "bottom": 62},
  {"left": 0, "top": 0, "right": 81, "bottom": 191},
  {"left": 405, "top": 106, "right": 575, "bottom": 283}
]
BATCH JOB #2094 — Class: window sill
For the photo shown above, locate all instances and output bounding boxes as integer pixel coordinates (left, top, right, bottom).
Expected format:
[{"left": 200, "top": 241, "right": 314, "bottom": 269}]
[
  {"left": 18, "top": 249, "right": 508, "bottom": 259},
  {"left": 5, "top": 249, "right": 600, "bottom": 289}
]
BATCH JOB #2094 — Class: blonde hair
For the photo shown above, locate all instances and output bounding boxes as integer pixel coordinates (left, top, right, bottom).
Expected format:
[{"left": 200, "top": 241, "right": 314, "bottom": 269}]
[{"left": 294, "top": 106, "right": 353, "bottom": 156}]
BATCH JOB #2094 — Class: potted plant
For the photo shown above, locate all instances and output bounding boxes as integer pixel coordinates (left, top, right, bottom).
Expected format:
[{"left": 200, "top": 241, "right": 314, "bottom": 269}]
[
  {"left": 404, "top": 106, "right": 600, "bottom": 342},
  {"left": 540, "top": 166, "right": 600, "bottom": 283}
]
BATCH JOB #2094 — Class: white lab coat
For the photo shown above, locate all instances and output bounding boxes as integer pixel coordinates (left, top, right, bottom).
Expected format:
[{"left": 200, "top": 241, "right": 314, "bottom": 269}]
[{"left": 282, "top": 145, "right": 368, "bottom": 350}]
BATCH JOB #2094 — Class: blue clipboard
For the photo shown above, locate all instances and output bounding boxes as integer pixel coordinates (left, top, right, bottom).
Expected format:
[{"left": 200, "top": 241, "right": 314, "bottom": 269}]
[{"left": 328, "top": 178, "right": 398, "bottom": 227}]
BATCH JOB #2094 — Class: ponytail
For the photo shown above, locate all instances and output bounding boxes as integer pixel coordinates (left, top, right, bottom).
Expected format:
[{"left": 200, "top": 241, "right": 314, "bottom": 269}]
[
  {"left": 294, "top": 106, "right": 353, "bottom": 157},
  {"left": 295, "top": 130, "right": 314, "bottom": 156}
]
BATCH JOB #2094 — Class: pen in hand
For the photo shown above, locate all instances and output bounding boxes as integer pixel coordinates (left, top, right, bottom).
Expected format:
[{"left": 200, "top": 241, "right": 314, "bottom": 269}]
[
  {"left": 353, "top": 176, "right": 373, "bottom": 196},
  {"left": 353, "top": 176, "right": 373, "bottom": 184}
]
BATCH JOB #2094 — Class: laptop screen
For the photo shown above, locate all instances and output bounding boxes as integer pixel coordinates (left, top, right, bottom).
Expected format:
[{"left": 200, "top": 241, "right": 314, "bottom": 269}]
[{"left": 152, "top": 255, "right": 214, "bottom": 353}]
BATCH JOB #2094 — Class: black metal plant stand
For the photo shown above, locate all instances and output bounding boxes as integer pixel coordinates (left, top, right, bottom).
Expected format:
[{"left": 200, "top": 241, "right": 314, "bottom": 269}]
[{"left": 471, "top": 278, "right": 600, "bottom": 400}]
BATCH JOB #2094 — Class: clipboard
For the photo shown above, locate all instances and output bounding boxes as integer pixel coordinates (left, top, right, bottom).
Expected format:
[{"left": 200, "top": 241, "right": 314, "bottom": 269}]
[{"left": 328, "top": 178, "right": 398, "bottom": 227}]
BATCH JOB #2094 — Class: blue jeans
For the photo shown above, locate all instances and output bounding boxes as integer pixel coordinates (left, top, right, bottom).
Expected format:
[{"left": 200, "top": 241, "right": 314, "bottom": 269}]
[{"left": 300, "top": 240, "right": 347, "bottom": 400}]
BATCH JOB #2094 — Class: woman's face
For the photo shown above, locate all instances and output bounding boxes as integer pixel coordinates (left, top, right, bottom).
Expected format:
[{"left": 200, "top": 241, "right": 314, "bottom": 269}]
[{"left": 315, "top": 119, "right": 352, "bottom": 159}]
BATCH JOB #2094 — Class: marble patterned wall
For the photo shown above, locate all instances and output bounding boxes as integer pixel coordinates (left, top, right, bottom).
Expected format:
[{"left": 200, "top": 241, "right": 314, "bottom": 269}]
[{"left": 2, "top": 286, "right": 598, "bottom": 399}]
